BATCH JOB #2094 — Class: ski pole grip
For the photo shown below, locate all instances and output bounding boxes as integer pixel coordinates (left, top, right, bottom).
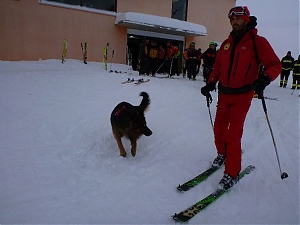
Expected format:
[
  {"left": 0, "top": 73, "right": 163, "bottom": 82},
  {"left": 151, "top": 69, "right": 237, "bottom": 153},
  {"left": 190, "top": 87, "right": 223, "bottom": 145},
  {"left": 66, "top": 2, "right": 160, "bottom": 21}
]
[{"left": 206, "top": 93, "right": 212, "bottom": 107}]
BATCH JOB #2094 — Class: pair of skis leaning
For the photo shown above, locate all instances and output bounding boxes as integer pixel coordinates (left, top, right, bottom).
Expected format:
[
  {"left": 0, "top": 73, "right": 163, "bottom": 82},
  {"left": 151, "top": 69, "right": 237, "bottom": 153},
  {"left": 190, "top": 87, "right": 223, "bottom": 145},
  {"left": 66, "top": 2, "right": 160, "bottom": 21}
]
[{"left": 173, "top": 164, "right": 255, "bottom": 223}]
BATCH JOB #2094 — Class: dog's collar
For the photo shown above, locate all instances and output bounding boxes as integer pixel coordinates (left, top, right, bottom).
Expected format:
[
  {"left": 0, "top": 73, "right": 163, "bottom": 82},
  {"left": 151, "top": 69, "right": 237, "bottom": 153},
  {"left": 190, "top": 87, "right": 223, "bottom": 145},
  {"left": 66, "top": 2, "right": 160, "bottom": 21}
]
[{"left": 115, "top": 106, "right": 126, "bottom": 116}]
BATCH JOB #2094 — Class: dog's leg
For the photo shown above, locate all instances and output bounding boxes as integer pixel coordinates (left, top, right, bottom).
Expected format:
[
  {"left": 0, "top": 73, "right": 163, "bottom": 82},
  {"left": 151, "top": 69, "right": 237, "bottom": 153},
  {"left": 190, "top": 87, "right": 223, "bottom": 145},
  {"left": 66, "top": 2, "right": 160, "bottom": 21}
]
[
  {"left": 113, "top": 133, "right": 127, "bottom": 157},
  {"left": 129, "top": 138, "right": 137, "bottom": 157}
]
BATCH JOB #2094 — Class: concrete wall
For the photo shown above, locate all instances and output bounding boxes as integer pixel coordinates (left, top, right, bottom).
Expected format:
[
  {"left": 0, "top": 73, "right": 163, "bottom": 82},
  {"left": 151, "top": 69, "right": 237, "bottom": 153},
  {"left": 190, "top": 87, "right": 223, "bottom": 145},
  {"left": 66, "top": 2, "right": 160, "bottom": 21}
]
[
  {"left": 0, "top": 0, "right": 127, "bottom": 63},
  {"left": 0, "top": 0, "right": 236, "bottom": 62},
  {"left": 187, "top": 0, "right": 236, "bottom": 50}
]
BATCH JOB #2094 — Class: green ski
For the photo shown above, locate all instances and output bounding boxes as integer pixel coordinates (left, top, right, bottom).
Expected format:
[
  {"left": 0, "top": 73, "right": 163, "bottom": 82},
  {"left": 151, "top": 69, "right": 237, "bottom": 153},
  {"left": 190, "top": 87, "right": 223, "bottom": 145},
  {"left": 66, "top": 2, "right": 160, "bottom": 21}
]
[
  {"left": 172, "top": 165, "right": 255, "bottom": 223},
  {"left": 177, "top": 165, "right": 223, "bottom": 192}
]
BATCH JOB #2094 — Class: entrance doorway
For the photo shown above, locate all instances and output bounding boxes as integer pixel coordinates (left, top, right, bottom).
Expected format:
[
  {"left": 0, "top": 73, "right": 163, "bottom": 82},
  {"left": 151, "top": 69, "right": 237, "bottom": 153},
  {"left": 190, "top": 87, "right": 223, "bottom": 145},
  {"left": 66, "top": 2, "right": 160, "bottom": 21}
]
[{"left": 126, "top": 34, "right": 184, "bottom": 74}]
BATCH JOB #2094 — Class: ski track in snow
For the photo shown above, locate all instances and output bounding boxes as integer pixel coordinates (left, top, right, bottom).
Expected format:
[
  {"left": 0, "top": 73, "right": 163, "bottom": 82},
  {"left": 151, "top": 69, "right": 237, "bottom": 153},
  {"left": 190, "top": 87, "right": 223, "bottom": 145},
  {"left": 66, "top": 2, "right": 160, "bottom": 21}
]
[{"left": 0, "top": 59, "right": 299, "bottom": 224}]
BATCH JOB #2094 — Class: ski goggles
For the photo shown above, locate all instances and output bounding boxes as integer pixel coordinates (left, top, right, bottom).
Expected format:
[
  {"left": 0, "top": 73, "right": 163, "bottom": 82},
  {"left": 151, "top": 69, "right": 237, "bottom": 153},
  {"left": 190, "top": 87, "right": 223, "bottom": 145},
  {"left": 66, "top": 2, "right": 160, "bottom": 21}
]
[{"left": 227, "top": 6, "right": 250, "bottom": 18}]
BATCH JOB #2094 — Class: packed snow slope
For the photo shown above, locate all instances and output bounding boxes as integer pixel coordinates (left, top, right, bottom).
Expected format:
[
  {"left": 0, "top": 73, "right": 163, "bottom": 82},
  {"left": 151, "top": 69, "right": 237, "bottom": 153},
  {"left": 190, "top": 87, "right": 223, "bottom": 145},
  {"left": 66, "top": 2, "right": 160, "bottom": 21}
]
[{"left": 0, "top": 59, "right": 299, "bottom": 224}]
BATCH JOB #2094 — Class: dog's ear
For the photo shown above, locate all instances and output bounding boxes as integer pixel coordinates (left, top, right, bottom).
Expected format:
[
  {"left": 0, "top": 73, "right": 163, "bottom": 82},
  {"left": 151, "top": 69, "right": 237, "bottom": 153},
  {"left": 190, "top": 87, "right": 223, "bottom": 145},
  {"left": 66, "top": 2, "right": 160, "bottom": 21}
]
[{"left": 142, "top": 126, "right": 152, "bottom": 136}]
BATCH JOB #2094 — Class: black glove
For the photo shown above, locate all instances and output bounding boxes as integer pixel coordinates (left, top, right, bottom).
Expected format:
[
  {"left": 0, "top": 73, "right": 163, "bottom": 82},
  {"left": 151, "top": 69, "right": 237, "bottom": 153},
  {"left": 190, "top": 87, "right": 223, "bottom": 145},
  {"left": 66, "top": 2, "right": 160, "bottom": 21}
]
[
  {"left": 254, "top": 90, "right": 263, "bottom": 99},
  {"left": 252, "top": 74, "right": 271, "bottom": 92},
  {"left": 201, "top": 82, "right": 216, "bottom": 96}
]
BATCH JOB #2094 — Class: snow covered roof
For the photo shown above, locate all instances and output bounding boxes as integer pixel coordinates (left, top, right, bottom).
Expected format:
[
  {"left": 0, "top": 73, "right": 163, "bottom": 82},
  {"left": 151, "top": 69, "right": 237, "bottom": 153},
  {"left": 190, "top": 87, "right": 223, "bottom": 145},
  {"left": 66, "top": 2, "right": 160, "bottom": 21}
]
[{"left": 115, "top": 12, "right": 207, "bottom": 37}]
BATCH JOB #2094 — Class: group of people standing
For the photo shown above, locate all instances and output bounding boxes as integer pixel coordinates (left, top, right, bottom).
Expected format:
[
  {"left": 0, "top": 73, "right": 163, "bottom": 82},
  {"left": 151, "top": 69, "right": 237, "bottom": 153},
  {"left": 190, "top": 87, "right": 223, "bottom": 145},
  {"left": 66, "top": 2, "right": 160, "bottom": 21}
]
[
  {"left": 183, "top": 41, "right": 218, "bottom": 81},
  {"left": 138, "top": 39, "right": 180, "bottom": 77},
  {"left": 279, "top": 51, "right": 300, "bottom": 89},
  {"left": 138, "top": 38, "right": 219, "bottom": 80},
  {"left": 138, "top": 37, "right": 299, "bottom": 90}
]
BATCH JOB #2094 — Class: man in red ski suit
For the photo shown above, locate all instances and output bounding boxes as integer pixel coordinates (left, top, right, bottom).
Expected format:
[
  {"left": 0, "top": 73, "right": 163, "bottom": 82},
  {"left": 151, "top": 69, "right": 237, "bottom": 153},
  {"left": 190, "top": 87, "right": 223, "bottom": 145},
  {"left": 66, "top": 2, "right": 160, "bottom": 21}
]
[
  {"left": 166, "top": 42, "right": 180, "bottom": 77},
  {"left": 201, "top": 6, "right": 281, "bottom": 190}
]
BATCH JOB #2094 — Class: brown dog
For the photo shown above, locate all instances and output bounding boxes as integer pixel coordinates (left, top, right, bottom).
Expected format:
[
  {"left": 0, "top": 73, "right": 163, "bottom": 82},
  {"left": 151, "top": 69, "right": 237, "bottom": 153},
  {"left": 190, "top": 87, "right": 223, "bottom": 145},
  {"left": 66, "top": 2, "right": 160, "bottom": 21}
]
[{"left": 110, "top": 92, "right": 152, "bottom": 157}]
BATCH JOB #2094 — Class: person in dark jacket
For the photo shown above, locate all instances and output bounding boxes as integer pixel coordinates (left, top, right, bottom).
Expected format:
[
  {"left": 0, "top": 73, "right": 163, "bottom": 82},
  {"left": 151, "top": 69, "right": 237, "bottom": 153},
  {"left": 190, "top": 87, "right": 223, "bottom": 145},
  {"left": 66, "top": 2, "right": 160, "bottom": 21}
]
[
  {"left": 138, "top": 39, "right": 149, "bottom": 75},
  {"left": 186, "top": 42, "right": 198, "bottom": 80},
  {"left": 201, "top": 42, "right": 218, "bottom": 83},
  {"left": 280, "top": 51, "right": 294, "bottom": 87},
  {"left": 196, "top": 48, "right": 202, "bottom": 75},
  {"left": 200, "top": 6, "right": 281, "bottom": 190},
  {"left": 291, "top": 55, "right": 300, "bottom": 89}
]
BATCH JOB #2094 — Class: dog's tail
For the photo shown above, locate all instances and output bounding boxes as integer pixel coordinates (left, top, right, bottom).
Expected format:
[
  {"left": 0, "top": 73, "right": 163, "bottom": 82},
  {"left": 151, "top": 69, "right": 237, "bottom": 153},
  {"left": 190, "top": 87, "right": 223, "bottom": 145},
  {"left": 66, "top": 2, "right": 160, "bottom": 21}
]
[{"left": 139, "top": 92, "right": 150, "bottom": 111}]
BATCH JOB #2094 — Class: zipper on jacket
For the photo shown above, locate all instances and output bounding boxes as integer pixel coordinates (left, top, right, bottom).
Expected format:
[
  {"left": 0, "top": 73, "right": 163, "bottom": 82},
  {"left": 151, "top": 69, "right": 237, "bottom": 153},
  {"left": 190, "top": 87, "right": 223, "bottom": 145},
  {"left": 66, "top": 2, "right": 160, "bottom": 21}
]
[
  {"left": 232, "top": 52, "right": 240, "bottom": 76},
  {"left": 227, "top": 42, "right": 237, "bottom": 87},
  {"left": 244, "top": 63, "right": 252, "bottom": 81}
]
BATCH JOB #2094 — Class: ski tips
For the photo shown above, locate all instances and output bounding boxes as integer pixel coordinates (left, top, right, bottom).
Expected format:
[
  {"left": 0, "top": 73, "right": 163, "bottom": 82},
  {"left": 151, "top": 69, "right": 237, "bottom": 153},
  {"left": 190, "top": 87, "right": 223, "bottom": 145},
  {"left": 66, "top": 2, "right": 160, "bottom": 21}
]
[
  {"left": 281, "top": 172, "right": 288, "bottom": 180},
  {"left": 176, "top": 184, "right": 185, "bottom": 192},
  {"left": 244, "top": 165, "right": 256, "bottom": 174},
  {"left": 172, "top": 213, "right": 184, "bottom": 223}
]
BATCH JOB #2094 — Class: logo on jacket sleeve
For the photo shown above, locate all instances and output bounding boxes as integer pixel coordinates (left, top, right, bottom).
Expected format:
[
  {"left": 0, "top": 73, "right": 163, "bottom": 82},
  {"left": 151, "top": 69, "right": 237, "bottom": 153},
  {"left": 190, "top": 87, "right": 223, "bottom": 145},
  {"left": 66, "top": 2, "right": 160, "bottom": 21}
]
[{"left": 224, "top": 43, "right": 230, "bottom": 50}]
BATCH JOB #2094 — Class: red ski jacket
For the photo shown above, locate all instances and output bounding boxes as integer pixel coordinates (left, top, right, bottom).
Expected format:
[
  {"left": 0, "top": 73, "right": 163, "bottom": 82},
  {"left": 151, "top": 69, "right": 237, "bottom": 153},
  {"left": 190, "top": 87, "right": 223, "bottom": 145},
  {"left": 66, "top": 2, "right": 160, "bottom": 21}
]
[
  {"left": 166, "top": 45, "right": 180, "bottom": 59},
  {"left": 209, "top": 28, "right": 281, "bottom": 89}
]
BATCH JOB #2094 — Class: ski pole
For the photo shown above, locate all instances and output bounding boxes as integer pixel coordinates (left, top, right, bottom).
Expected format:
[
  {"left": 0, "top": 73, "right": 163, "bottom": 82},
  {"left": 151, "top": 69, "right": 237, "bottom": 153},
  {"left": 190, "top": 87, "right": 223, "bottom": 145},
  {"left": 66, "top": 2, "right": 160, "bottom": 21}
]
[
  {"left": 206, "top": 93, "right": 214, "bottom": 130},
  {"left": 260, "top": 91, "right": 288, "bottom": 180},
  {"left": 169, "top": 58, "right": 174, "bottom": 78},
  {"left": 291, "top": 88, "right": 296, "bottom": 95},
  {"left": 153, "top": 58, "right": 167, "bottom": 76},
  {"left": 291, "top": 78, "right": 300, "bottom": 95}
]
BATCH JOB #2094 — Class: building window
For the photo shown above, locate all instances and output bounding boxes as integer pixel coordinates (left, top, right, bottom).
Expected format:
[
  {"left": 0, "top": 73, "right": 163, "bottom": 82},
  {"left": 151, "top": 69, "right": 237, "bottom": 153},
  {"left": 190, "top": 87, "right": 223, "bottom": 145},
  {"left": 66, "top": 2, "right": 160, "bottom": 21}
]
[
  {"left": 46, "top": 0, "right": 80, "bottom": 7},
  {"left": 82, "top": 0, "right": 116, "bottom": 11},
  {"left": 46, "top": 0, "right": 117, "bottom": 12},
  {"left": 172, "top": 0, "right": 188, "bottom": 21}
]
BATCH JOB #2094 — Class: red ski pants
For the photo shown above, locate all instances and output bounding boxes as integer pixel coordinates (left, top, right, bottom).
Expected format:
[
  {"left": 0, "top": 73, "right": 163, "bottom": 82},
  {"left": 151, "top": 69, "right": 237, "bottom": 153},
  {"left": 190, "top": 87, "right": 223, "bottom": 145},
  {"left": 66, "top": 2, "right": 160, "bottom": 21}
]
[{"left": 214, "top": 91, "right": 253, "bottom": 177}]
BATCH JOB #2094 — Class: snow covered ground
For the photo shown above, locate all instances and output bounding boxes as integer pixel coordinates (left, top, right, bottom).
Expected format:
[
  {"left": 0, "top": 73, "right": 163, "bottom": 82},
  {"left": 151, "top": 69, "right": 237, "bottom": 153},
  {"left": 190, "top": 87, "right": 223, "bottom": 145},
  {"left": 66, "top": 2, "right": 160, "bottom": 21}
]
[{"left": 0, "top": 59, "right": 299, "bottom": 224}]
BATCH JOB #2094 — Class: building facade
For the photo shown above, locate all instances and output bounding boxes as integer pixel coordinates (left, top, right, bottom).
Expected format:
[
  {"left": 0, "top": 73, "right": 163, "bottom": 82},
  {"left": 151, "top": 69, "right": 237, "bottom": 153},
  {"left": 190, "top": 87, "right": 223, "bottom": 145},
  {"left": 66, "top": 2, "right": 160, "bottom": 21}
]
[{"left": 0, "top": 0, "right": 236, "bottom": 67}]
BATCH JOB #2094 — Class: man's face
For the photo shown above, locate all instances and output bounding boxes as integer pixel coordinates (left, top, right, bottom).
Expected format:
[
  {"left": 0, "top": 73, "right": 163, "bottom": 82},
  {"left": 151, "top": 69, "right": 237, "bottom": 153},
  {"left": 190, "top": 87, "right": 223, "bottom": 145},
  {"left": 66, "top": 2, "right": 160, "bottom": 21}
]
[
  {"left": 230, "top": 15, "right": 248, "bottom": 33},
  {"left": 209, "top": 45, "right": 216, "bottom": 50}
]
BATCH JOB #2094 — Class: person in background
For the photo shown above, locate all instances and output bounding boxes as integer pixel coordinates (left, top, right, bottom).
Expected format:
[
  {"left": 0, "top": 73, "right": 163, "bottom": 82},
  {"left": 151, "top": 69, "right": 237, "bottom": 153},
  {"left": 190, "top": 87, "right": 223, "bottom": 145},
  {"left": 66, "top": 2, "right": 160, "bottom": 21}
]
[
  {"left": 279, "top": 51, "right": 294, "bottom": 87},
  {"left": 196, "top": 48, "right": 202, "bottom": 75},
  {"left": 186, "top": 42, "right": 198, "bottom": 80},
  {"left": 166, "top": 41, "right": 180, "bottom": 78},
  {"left": 183, "top": 46, "right": 190, "bottom": 78},
  {"left": 138, "top": 39, "right": 149, "bottom": 76},
  {"left": 200, "top": 6, "right": 281, "bottom": 190},
  {"left": 148, "top": 40, "right": 158, "bottom": 76},
  {"left": 291, "top": 55, "right": 300, "bottom": 89},
  {"left": 156, "top": 45, "right": 166, "bottom": 74},
  {"left": 201, "top": 42, "right": 218, "bottom": 83}
]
